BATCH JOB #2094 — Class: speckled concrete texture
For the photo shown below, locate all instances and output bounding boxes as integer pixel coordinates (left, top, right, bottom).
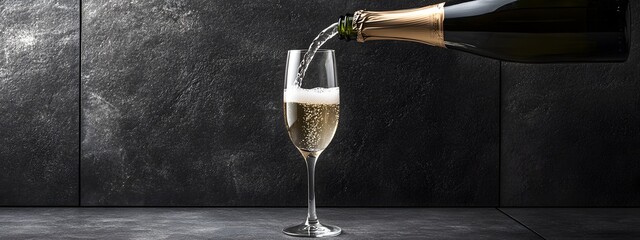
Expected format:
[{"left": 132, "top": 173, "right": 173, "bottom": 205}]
[
  {"left": 502, "top": 208, "right": 640, "bottom": 240},
  {"left": 0, "top": 208, "right": 539, "bottom": 239}
]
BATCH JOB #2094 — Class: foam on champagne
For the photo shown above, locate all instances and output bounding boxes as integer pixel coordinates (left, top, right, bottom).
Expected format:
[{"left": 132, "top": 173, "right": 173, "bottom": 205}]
[{"left": 284, "top": 87, "right": 340, "bottom": 104}]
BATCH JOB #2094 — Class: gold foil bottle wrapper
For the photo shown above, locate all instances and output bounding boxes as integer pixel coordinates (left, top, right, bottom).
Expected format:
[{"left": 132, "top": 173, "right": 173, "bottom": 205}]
[{"left": 352, "top": 3, "right": 446, "bottom": 48}]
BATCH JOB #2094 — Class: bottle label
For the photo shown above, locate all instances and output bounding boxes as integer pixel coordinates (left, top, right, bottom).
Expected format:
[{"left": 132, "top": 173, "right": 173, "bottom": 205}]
[{"left": 353, "top": 3, "right": 446, "bottom": 48}]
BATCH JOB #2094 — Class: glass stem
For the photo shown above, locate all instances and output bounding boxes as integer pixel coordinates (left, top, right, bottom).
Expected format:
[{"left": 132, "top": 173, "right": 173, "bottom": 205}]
[{"left": 305, "top": 153, "right": 319, "bottom": 224}]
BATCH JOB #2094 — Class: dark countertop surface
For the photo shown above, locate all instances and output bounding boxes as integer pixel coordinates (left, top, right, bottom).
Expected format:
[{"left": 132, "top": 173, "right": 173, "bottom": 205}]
[{"left": 0, "top": 208, "right": 638, "bottom": 239}]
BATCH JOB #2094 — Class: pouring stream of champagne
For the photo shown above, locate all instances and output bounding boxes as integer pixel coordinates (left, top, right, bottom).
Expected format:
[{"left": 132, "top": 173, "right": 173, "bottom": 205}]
[{"left": 294, "top": 23, "right": 339, "bottom": 87}]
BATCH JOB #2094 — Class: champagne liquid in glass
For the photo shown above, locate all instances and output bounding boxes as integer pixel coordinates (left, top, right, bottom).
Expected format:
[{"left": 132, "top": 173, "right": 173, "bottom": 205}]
[
  {"left": 284, "top": 87, "right": 340, "bottom": 153},
  {"left": 294, "top": 23, "right": 339, "bottom": 87}
]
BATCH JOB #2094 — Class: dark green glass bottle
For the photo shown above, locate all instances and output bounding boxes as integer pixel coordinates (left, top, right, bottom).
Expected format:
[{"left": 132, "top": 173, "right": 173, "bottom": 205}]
[{"left": 338, "top": 0, "right": 629, "bottom": 63}]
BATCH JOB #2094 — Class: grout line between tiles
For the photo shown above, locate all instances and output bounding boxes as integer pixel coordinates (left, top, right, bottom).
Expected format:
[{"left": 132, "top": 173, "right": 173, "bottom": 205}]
[
  {"left": 497, "top": 208, "right": 547, "bottom": 240},
  {"left": 498, "top": 60, "right": 502, "bottom": 207},
  {"left": 78, "top": 0, "right": 83, "bottom": 207}
]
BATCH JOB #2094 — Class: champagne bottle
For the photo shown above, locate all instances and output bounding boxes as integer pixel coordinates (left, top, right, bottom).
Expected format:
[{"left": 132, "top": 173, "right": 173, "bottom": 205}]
[{"left": 338, "top": 0, "right": 630, "bottom": 63}]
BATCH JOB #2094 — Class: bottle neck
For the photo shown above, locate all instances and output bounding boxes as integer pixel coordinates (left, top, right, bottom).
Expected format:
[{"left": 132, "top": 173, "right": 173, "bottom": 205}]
[
  {"left": 338, "top": 14, "right": 357, "bottom": 41},
  {"left": 338, "top": 3, "right": 446, "bottom": 48}
]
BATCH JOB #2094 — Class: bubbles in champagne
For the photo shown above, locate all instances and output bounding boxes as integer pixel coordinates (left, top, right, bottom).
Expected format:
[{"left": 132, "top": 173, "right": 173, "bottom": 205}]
[
  {"left": 294, "top": 23, "right": 339, "bottom": 87},
  {"left": 284, "top": 88, "right": 340, "bottom": 152}
]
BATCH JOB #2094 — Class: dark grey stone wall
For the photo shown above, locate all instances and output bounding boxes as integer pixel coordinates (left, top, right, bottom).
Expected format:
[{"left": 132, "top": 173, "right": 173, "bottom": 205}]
[
  {"left": 80, "top": 0, "right": 498, "bottom": 206},
  {"left": 1, "top": 0, "right": 638, "bottom": 207},
  {"left": 501, "top": 0, "right": 640, "bottom": 206},
  {"left": 0, "top": 0, "right": 79, "bottom": 205}
]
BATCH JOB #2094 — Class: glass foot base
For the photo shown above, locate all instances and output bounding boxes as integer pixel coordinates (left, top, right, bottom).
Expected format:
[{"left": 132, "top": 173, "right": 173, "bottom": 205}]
[{"left": 283, "top": 221, "right": 342, "bottom": 238}]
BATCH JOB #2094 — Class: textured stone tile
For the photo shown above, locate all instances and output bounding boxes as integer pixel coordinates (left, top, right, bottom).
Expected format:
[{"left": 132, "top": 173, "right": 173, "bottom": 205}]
[
  {"left": 503, "top": 208, "right": 640, "bottom": 240},
  {"left": 81, "top": 0, "right": 499, "bottom": 206},
  {"left": 500, "top": 0, "right": 640, "bottom": 206},
  {"left": 0, "top": 208, "right": 539, "bottom": 239},
  {"left": 0, "top": 0, "right": 79, "bottom": 205}
]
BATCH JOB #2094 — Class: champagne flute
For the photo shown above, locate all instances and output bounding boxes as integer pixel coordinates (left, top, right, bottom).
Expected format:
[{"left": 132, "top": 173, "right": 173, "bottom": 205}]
[{"left": 282, "top": 49, "right": 341, "bottom": 237}]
